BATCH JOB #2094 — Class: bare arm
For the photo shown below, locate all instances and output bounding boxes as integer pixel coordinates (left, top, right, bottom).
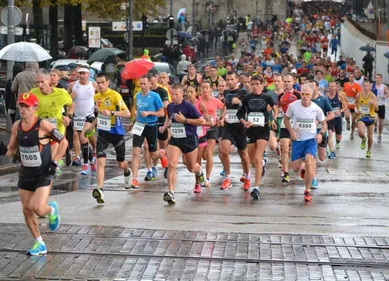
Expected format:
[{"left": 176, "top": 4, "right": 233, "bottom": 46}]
[{"left": 5, "top": 122, "right": 20, "bottom": 157}]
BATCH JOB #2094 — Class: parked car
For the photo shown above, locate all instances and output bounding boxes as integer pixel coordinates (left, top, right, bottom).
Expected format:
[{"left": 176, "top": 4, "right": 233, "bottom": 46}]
[{"left": 153, "top": 62, "right": 179, "bottom": 83}]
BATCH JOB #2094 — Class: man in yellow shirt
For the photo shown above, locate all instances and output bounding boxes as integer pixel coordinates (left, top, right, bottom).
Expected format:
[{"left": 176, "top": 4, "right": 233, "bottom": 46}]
[
  {"left": 92, "top": 73, "right": 132, "bottom": 203},
  {"left": 30, "top": 69, "right": 73, "bottom": 157}
]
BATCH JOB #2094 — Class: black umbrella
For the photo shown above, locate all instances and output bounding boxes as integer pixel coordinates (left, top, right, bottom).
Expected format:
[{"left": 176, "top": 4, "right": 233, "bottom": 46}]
[
  {"left": 87, "top": 48, "right": 126, "bottom": 64},
  {"left": 359, "top": 45, "right": 376, "bottom": 52},
  {"left": 384, "top": 52, "right": 389, "bottom": 59}
]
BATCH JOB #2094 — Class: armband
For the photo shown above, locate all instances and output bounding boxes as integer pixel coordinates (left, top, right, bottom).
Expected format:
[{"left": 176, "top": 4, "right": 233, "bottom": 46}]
[{"left": 50, "top": 129, "right": 65, "bottom": 143}]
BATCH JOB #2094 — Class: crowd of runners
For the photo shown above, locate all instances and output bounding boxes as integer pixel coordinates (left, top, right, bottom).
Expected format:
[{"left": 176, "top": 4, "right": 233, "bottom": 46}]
[{"left": 0, "top": 1, "right": 388, "bottom": 256}]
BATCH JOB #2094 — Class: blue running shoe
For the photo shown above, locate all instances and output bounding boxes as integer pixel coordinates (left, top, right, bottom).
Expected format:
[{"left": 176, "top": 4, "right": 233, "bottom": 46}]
[
  {"left": 144, "top": 170, "right": 154, "bottom": 181},
  {"left": 26, "top": 242, "right": 47, "bottom": 256},
  {"left": 152, "top": 167, "right": 157, "bottom": 178},
  {"left": 48, "top": 201, "right": 60, "bottom": 231},
  {"left": 328, "top": 151, "right": 336, "bottom": 159},
  {"left": 250, "top": 188, "right": 260, "bottom": 200},
  {"left": 220, "top": 170, "right": 226, "bottom": 177},
  {"left": 311, "top": 177, "right": 318, "bottom": 189}
]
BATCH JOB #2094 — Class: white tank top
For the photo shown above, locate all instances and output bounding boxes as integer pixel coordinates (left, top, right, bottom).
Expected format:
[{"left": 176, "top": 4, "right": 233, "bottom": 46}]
[
  {"left": 72, "top": 81, "right": 95, "bottom": 118},
  {"left": 375, "top": 83, "right": 386, "bottom": 106},
  {"left": 355, "top": 76, "right": 364, "bottom": 87}
]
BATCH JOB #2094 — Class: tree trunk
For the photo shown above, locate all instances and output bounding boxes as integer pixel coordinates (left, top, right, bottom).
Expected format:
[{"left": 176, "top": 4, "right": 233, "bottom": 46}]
[
  {"left": 63, "top": 4, "right": 74, "bottom": 52},
  {"left": 32, "top": 0, "right": 43, "bottom": 25},
  {"left": 73, "top": 4, "right": 83, "bottom": 46},
  {"left": 49, "top": 2, "right": 59, "bottom": 60}
]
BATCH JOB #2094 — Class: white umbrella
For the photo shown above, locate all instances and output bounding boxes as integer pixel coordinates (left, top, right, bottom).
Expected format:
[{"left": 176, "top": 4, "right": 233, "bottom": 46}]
[
  {"left": 177, "top": 8, "right": 186, "bottom": 20},
  {"left": 0, "top": 42, "right": 52, "bottom": 62}
]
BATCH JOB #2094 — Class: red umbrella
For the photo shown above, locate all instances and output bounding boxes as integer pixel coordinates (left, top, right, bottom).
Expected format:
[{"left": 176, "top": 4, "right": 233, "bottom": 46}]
[{"left": 121, "top": 58, "right": 154, "bottom": 81}]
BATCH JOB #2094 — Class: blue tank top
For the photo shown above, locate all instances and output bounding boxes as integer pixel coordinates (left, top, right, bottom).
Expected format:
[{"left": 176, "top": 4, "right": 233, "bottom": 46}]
[{"left": 328, "top": 92, "right": 341, "bottom": 118}]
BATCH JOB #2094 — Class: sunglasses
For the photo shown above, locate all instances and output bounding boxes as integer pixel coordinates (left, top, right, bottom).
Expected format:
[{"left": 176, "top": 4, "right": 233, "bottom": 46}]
[{"left": 300, "top": 92, "right": 312, "bottom": 96}]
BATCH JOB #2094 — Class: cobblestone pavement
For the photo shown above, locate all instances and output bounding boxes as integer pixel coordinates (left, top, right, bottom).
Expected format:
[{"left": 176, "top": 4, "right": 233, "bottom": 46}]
[{"left": 0, "top": 224, "right": 388, "bottom": 280}]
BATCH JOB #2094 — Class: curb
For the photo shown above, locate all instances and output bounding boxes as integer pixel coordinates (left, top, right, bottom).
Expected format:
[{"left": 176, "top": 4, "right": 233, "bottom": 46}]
[{"left": 0, "top": 164, "right": 19, "bottom": 176}]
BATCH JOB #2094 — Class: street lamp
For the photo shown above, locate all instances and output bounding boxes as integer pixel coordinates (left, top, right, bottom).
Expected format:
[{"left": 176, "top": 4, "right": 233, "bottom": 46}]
[{"left": 121, "top": 1, "right": 133, "bottom": 60}]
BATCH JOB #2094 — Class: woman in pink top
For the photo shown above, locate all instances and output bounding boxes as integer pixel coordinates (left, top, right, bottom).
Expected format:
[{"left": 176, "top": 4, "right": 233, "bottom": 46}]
[
  {"left": 199, "top": 81, "right": 225, "bottom": 186},
  {"left": 187, "top": 85, "right": 214, "bottom": 193}
]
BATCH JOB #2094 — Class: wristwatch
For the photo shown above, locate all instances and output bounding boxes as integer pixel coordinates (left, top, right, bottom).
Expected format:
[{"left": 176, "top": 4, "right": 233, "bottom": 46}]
[
  {"left": 111, "top": 111, "right": 115, "bottom": 116},
  {"left": 184, "top": 119, "right": 188, "bottom": 124}
]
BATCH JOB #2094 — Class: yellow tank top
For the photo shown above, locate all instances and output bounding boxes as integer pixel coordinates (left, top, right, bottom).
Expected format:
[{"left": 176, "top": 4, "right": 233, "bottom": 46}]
[{"left": 358, "top": 91, "right": 375, "bottom": 117}]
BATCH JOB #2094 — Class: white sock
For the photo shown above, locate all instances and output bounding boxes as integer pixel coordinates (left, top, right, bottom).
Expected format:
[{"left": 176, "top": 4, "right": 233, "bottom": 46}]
[
  {"left": 196, "top": 167, "right": 203, "bottom": 176},
  {"left": 36, "top": 236, "right": 44, "bottom": 244},
  {"left": 50, "top": 206, "right": 55, "bottom": 215}
]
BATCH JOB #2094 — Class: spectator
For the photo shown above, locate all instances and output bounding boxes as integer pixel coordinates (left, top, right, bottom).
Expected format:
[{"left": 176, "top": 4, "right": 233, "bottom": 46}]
[
  {"left": 5, "top": 63, "right": 24, "bottom": 124},
  {"left": 11, "top": 61, "right": 39, "bottom": 97},
  {"left": 362, "top": 51, "right": 374, "bottom": 81},
  {"left": 177, "top": 54, "right": 190, "bottom": 81}
]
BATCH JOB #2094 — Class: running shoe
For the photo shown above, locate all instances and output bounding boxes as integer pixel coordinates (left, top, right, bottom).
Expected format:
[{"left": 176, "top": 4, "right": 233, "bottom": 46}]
[
  {"left": 328, "top": 151, "right": 336, "bottom": 159},
  {"left": 282, "top": 172, "right": 290, "bottom": 183},
  {"left": 55, "top": 160, "right": 64, "bottom": 177},
  {"left": 366, "top": 150, "right": 371, "bottom": 158},
  {"left": 220, "top": 178, "right": 232, "bottom": 190},
  {"left": 204, "top": 179, "right": 210, "bottom": 187},
  {"left": 220, "top": 170, "right": 226, "bottom": 177},
  {"left": 131, "top": 179, "right": 140, "bottom": 189},
  {"left": 72, "top": 157, "right": 81, "bottom": 166},
  {"left": 196, "top": 171, "right": 206, "bottom": 187},
  {"left": 336, "top": 142, "right": 340, "bottom": 149},
  {"left": 350, "top": 133, "right": 354, "bottom": 140},
  {"left": 163, "top": 191, "right": 175, "bottom": 205},
  {"left": 159, "top": 149, "right": 168, "bottom": 168},
  {"left": 304, "top": 190, "right": 312, "bottom": 202},
  {"left": 164, "top": 167, "right": 168, "bottom": 179},
  {"left": 311, "top": 177, "right": 318, "bottom": 189},
  {"left": 90, "top": 157, "right": 97, "bottom": 172},
  {"left": 346, "top": 121, "right": 350, "bottom": 131},
  {"left": 250, "top": 187, "right": 260, "bottom": 200},
  {"left": 92, "top": 188, "right": 104, "bottom": 204},
  {"left": 152, "top": 167, "right": 158, "bottom": 178},
  {"left": 243, "top": 178, "right": 251, "bottom": 191},
  {"left": 124, "top": 169, "right": 131, "bottom": 189},
  {"left": 378, "top": 135, "right": 382, "bottom": 143},
  {"left": 193, "top": 184, "right": 201, "bottom": 193},
  {"left": 300, "top": 169, "right": 305, "bottom": 179},
  {"left": 26, "top": 242, "right": 47, "bottom": 256},
  {"left": 361, "top": 137, "right": 366, "bottom": 150},
  {"left": 48, "top": 201, "right": 60, "bottom": 231},
  {"left": 144, "top": 170, "right": 154, "bottom": 181},
  {"left": 81, "top": 164, "right": 88, "bottom": 175},
  {"left": 240, "top": 175, "right": 245, "bottom": 183}
]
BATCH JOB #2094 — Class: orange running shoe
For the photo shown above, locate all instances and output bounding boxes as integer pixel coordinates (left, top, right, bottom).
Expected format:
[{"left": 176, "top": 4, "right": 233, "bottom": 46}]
[
  {"left": 243, "top": 178, "right": 251, "bottom": 191},
  {"left": 160, "top": 149, "right": 168, "bottom": 168},
  {"left": 131, "top": 178, "right": 140, "bottom": 189},
  {"left": 220, "top": 178, "right": 232, "bottom": 190},
  {"left": 304, "top": 190, "right": 312, "bottom": 202}
]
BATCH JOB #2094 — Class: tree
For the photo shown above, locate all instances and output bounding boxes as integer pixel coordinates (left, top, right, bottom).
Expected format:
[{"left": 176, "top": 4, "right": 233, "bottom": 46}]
[{"left": 85, "top": 0, "right": 166, "bottom": 20}]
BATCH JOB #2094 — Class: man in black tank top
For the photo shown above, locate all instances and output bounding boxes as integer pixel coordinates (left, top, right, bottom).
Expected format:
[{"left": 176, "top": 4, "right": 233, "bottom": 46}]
[
  {"left": 181, "top": 64, "right": 202, "bottom": 90},
  {"left": 0, "top": 93, "right": 68, "bottom": 256}
]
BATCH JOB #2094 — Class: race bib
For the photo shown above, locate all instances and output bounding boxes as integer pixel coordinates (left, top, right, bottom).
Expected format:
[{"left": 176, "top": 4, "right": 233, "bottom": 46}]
[
  {"left": 197, "top": 126, "right": 204, "bottom": 136},
  {"left": 296, "top": 118, "right": 316, "bottom": 132},
  {"left": 171, "top": 123, "right": 186, "bottom": 138},
  {"left": 19, "top": 145, "right": 42, "bottom": 167},
  {"left": 360, "top": 105, "right": 370, "bottom": 115},
  {"left": 225, "top": 109, "right": 239, "bottom": 124},
  {"left": 73, "top": 117, "right": 85, "bottom": 131},
  {"left": 280, "top": 118, "right": 293, "bottom": 129},
  {"left": 132, "top": 122, "right": 145, "bottom": 136},
  {"left": 97, "top": 114, "right": 111, "bottom": 131},
  {"left": 46, "top": 118, "right": 57, "bottom": 128},
  {"left": 332, "top": 107, "right": 341, "bottom": 117},
  {"left": 347, "top": 97, "right": 355, "bottom": 105},
  {"left": 248, "top": 112, "right": 265, "bottom": 127}
]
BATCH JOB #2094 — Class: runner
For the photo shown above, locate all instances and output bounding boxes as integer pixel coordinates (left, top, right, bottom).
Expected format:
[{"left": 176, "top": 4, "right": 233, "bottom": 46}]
[
  {"left": 0, "top": 93, "right": 67, "bottom": 255},
  {"left": 219, "top": 71, "right": 250, "bottom": 191},
  {"left": 91, "top": 73, "right": 132, "bottom": 203},
  {"left": 237, "top": 75, "right": 278, "bottom": 199},
  {"left": 372, "top": 74, "right": 388, "bottom": 143},
  {"left": 284, "top": 83, "right": 327, "bottom": 202},
  {"left": 143, "top": 74, "right": 169, "bottom": 180},
  {"left": 355, "top": 80, "right": 378, "bottom": 158},
  {"left": 68, "top": 67, "right": 98, "bottom": 175},
  {"left": 30, "top": 69, "right": 73, "bottom": 164},
  {"left": 128, "top": 75, "right": 168, "bottom": 189},
  {"left": 181, "top": 64, "right": 202, "bottom": 90},
  {"left": 343, "top": 73, "right": 361, "bottom": 140},
  {"left": 199, "top": 81, "right": 225, "bottom": 186},
  {"left": 161, "top": 84, "right": 206, "bottom": 204},
  {"left": 186, "top": 85, "right": 214, "bottom": 193},
  {"left": 278, "top": 74, "right": 301, "bottom": 183},
  {"left": 327, "top": 81, "right": 348, "bottom": 158}
]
